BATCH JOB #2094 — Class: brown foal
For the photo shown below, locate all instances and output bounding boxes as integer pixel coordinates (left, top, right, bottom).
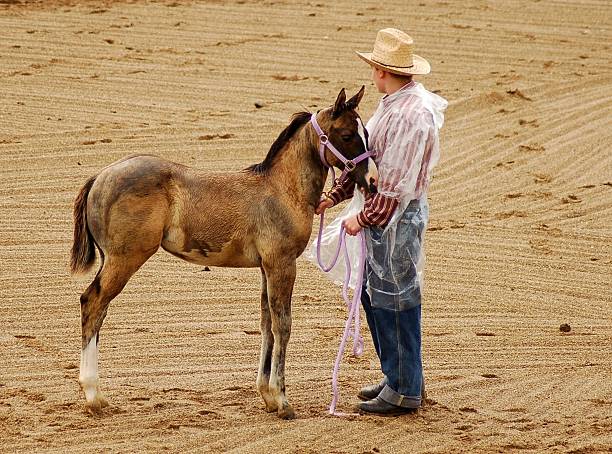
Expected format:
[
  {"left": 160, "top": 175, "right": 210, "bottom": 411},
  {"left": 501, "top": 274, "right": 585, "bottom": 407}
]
[{"left": 70, "top": 87, "right": 374, "bottom": 419}]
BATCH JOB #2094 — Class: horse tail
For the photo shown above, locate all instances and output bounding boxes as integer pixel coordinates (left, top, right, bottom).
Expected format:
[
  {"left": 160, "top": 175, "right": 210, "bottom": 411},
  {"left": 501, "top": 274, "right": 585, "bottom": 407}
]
[{"left": 70, "top": 176, "right": 97, "bottom": 274}]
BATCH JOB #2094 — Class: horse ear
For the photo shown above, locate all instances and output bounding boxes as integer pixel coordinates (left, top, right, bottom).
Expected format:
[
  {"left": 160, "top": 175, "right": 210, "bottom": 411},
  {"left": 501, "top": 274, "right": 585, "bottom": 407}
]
[
  {"left": 346, "top": 85, "right": 365, "bottom": 110},
  {"left": 332, "top": 88, "right": 347, "bottom": 118}
]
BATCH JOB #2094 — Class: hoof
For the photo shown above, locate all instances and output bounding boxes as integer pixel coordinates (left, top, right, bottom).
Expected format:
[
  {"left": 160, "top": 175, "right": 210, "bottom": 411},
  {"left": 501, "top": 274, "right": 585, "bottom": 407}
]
[
  {"left": 264, "top": 401, "right": 278, "bottom": 413},
  {"left": 260, "top": 392, "right": 278, "bottom": 413},
  {"left": 277, "top": 404, "right": 295, "bottom": 420},
  {"left": 84, "top": 394, "right": 109, "bottom": 414}
]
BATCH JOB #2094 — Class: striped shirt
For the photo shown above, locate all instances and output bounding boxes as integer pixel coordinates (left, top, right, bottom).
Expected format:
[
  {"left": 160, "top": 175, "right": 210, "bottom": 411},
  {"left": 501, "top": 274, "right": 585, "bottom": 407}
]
[{"left": 327, "top": 81, "right": 440, "bottom": 227}]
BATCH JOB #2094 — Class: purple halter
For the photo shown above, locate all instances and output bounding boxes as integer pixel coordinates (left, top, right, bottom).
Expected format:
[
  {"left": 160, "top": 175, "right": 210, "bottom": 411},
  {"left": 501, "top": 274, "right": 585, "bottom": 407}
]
[{"left": 310, "top": 113, "right": 372, "bottom": 183}]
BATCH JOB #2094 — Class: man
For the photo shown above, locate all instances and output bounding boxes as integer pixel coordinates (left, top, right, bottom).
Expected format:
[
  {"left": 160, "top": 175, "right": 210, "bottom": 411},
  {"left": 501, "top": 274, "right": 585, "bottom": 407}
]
[{"left": 316, "top": 28, "right": 447, "bottom": 415}]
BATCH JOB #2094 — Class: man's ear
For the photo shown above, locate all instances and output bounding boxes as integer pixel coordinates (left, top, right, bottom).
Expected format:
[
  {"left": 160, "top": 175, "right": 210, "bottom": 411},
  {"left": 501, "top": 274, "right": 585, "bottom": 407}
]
[
  {"left": 346, "top": 85, "right": 365, "bottom": 110},
  {"left": 332, "top": 88, "right": 347, "bottom": 118}
]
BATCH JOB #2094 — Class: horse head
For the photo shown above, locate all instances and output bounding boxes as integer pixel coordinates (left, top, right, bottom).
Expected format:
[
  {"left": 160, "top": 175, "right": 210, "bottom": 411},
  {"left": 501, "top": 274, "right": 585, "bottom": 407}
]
[{"left": 313, "top": 86, "right": 377, "bottom": 195}]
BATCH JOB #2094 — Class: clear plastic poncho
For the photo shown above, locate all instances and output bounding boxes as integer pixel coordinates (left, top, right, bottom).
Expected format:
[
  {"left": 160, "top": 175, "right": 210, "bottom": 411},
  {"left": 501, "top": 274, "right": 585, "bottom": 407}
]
[{"left": 307, "top": 82, "right": 447, "bottom": 311}]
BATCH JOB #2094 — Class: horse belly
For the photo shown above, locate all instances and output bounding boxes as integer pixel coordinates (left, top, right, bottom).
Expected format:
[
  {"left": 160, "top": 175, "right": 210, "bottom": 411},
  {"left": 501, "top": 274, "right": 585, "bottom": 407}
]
[
  {"left": 206, "top": 240, "right": 260, "bottom": 267},
  {"left": 161, "top": 228, "right": 259, "bottom": 268}
]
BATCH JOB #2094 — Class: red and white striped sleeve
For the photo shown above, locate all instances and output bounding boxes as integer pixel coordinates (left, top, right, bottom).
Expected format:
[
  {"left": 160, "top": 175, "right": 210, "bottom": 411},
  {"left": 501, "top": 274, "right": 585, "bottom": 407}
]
[
  {"left": 357, "top": 193, "right": 399, "bottom": 227},
  {"left": 326, "top": 176, "right": 355, "bottom": 205}
]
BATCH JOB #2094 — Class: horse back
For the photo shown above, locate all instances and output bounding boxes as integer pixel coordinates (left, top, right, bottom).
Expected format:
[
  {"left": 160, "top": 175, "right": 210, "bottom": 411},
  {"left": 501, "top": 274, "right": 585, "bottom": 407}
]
[{"left": 86, "top": 154, "right": 311, "bottom": 268}]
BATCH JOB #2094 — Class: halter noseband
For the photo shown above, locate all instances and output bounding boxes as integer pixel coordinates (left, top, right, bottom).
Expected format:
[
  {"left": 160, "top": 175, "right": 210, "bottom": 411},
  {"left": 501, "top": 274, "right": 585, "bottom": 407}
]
[{"left": 310, "top": 114, "right": 371, "bottom": 183}]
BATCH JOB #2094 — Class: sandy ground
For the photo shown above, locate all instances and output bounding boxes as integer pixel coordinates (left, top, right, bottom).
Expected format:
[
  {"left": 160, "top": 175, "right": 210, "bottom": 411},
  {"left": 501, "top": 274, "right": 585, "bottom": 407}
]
[{"left": 1, "top": 0, "right": 611, "bottom": 452}]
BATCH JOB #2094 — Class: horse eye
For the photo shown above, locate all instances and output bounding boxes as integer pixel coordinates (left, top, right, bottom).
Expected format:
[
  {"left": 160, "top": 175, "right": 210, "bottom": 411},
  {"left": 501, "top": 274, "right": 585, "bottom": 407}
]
[{"left": 341, "top": 134, "right": 353, "bottom": 142}]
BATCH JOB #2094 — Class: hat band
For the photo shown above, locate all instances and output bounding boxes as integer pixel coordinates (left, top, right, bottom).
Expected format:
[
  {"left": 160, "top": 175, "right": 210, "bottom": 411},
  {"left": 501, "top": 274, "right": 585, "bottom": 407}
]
[{"left": 371, "top": 57, "right": 414, "bottom": 69}]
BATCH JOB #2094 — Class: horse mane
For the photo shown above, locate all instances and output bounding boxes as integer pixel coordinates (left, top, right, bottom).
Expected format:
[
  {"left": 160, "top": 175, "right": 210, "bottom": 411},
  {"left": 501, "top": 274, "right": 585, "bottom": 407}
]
[{"left": 246, "top": 111, "right": 312, "bottom": 174}]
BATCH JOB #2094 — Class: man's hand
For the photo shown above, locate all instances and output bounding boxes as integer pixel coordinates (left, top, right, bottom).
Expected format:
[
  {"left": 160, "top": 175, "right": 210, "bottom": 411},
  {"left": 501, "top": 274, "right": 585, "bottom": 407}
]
[
  {"left": 343, "top": 215, "right": 363, "bottom": 236},
  {"left": 315, "top": 195, "right": 334, "bottom": 215}
]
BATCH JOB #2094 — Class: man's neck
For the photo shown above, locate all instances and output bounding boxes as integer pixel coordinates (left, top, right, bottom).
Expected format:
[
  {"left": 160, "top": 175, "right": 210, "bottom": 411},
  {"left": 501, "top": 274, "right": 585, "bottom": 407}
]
[{"left": 385, "top": 78, "right": 413, "bottom": 96}]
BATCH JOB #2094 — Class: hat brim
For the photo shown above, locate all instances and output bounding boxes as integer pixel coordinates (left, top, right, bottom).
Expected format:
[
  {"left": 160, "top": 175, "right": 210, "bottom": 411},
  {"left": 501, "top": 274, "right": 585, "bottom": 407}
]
[{"left": 356, "top": 51, "right": 431, "bottom": 76}]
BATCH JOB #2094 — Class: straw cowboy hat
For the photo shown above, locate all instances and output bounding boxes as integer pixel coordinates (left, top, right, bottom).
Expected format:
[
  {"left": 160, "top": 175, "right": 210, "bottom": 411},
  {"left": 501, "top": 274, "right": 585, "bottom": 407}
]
[{"left": 356, "top": 28, "right": 431, "bottom": 76}]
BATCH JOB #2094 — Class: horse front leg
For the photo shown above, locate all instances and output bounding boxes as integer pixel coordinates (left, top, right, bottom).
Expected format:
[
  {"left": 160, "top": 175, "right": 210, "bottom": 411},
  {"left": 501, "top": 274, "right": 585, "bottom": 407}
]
[
  {"left": 256, "top": 268, "right": 276, "bottom": 412},
  {"left": 263, "top": 259, "right": 296, "bottom": 419}
]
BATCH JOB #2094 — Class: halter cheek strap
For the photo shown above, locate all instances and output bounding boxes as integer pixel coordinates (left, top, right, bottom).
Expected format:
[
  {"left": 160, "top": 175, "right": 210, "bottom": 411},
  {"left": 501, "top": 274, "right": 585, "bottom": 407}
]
[{"left": 310, "top": 114, "right": 372, "bottom": 183}]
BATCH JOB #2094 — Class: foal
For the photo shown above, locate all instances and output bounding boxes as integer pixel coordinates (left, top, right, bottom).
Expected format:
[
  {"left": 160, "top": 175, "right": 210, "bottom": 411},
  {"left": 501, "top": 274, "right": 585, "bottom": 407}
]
[{"left": 71, "top": 87, "right": 373, "bottom": 418}]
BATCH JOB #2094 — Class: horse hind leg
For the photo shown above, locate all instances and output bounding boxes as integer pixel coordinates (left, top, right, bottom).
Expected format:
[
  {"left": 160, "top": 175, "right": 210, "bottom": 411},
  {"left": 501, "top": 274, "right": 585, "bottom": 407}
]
[
  {"left": 79, "top": 252, "right": 152, "bottom": 412},
  {"left": 256, "top": 268, "right": 276, "bottom": 412}
]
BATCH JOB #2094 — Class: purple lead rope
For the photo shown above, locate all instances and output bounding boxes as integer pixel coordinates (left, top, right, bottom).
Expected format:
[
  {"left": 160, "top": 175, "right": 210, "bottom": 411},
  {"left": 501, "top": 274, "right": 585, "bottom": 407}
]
[
  {"left": 316, "top": 211, "right": 366, "bottom": 416},
  {"left": 309, "top": 112, "right": 372, "bottom": 415}
]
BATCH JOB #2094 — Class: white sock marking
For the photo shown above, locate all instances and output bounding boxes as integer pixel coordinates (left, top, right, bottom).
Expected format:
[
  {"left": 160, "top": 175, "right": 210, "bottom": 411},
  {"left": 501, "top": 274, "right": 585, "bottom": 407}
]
[{"left": 80, "top": 336, "right": 99, "bottom": 401}]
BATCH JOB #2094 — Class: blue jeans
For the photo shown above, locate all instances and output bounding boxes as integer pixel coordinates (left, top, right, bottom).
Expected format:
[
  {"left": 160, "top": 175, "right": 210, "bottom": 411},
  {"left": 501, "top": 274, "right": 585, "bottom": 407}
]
[
  {"left": 361, "top": 199, "right": 426, "bottom": 408},
  {"left": 361, "top": 287, "right": 423, "bottom": 408}
]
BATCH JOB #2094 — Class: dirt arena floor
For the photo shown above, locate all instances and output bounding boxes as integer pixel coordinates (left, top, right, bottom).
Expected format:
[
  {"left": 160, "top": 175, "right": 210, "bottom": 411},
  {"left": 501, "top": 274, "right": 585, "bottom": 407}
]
[{"left": 1, "top": 0, "right": 611, "bottom": 452}]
